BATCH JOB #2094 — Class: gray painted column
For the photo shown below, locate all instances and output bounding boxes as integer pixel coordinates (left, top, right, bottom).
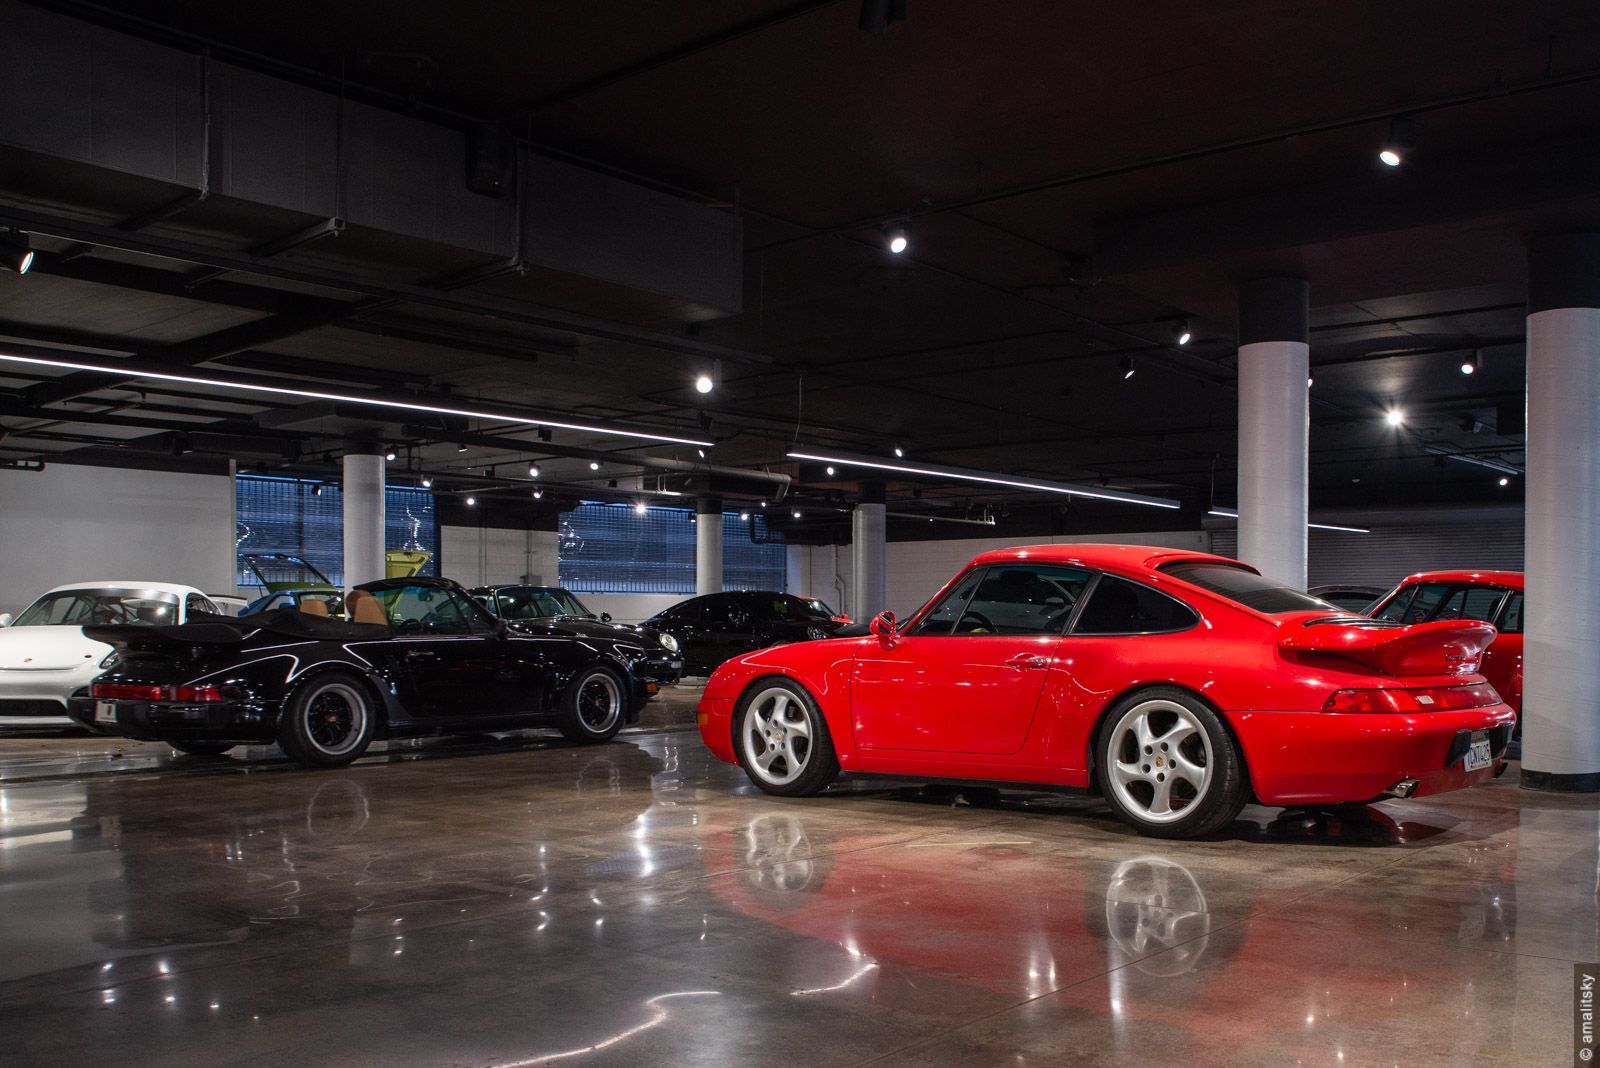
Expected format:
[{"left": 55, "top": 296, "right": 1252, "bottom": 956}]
[
  {"left": 1237, "top": 277, "right": 1310, "bottom": 588},
  {"left": 851, "top": 482, "right": 887, "bottom": 621},
  {"left": 342, "top": 448, "right": 386, "bottom": 588},
  {"left": 695, "top": 496, "right": 724, "bottom": 596},
  {"left": 1521, "top": 232, "right": 1600, "bottom": 792}
]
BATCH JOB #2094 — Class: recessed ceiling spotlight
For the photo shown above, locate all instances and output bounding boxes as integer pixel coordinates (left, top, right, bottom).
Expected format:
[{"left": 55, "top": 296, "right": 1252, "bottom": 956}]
[
  {"left": 1120, "top": 354, "right": 1136, "bottom": 380},
  {"left": 1498, "top": 476, "right": 1510, "bottom": 487},
  {"left": 893, "top": 446, "right": 904, "bottom": 458},
  {"left": 1384, "top": 408, "right": 1405, "bottom": 427},
  {"left": 825, "top": 465, "right": 836, "bottom": 476},
  {"left": 589, "top": 461, "right": 601, "bottom": 471},
  {"left": 466, "top": 496, "right": 476, "bottom": 506},
  {"left": 694, "top": 373, "right": 714, "bottom": 394},
  {"left": 759, "top": 500, "right": 767, "bottom": 508},
  {"left": 792, "top": 509, "right": 802, "bottom": 518},
  {"left": 1173, "top": 319, "right": 1192, "bottom": 346},
  {"left": 883, "top": 223, "right": 910, "bottom": 255},
  {"left": 1379, "top": 114, "right": 1415, "bottom": 167}
]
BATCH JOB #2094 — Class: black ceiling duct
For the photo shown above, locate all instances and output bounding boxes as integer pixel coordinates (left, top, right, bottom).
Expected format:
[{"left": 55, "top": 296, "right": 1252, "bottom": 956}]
[
  {"left": 466, "top": 122, "right": 515, "bottom": 198},
  {"left": 859, "top": 0, "right": 907, "bottom": 33}
]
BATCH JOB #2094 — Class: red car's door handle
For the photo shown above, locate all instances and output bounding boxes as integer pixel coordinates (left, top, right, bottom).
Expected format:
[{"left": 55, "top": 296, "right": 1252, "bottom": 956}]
[{"left": 1005, "top": 654, "right": 1051, "bottom": 671}]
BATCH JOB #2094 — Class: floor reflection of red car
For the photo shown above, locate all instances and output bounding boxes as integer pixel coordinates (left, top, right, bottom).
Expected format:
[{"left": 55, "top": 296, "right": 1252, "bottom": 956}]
[
  {"left": 696, "top": 546, "right": 1516, "bottom": 838},
  {"left": 1367, "top": 570, "right": 1523, "bottom": 717}
]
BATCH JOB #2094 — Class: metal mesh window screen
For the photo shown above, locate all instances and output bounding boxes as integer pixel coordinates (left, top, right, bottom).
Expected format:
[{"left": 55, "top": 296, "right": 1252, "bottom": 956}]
[
  {"left": 558, "top": 502, "right": 785, "bottom": 594},
  {"left": 235, "top": 477, "right": 439, "bottom": 589}
]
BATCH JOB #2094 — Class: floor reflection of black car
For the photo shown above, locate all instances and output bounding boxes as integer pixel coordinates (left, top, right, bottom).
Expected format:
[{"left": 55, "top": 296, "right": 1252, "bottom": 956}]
[
  {"left": 643, "top": 591, "right": 849, "bottom": 675},
  {"left": 73, "top": 577, "right": 683, "bottom": 768}
]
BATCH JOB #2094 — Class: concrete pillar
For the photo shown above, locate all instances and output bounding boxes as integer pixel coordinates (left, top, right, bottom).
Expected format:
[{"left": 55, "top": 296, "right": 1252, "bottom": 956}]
[
  {"left": 1237, "top": 276, "right": 1310, "bottom": 588},
  {"left": 785, "top": 543, "right": 808, "bottom": 595},
  {"left": 851, "top": 482, "right": 887, "bottom": 621},
  {"left": 1521, "top": 232, "right": 1600, "bottom": 792},
  {"left": 342, "top": 447, "right": 386, "bottom": 588},
  {"left": 695, "top": 496, "right": 724, "bottom": 596}
]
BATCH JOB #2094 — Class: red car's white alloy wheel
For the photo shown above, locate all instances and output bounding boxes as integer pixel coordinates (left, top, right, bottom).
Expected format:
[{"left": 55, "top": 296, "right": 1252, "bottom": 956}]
[
  {"left": 1106, "top": 698, "right": 1214, "bottom": 825},
  {"left": 740, "top": 686, "right": 814, "bottom": 787}
]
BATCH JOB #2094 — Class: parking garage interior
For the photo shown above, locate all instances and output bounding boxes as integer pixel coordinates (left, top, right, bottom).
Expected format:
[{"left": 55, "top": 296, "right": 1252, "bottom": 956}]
[{"left": 1, "top": 2, "right": 1598, "bottom": 1065}]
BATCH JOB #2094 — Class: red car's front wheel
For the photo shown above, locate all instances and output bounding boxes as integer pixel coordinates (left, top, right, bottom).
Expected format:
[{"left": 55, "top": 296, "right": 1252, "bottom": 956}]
[
  {"left": 734, "top": 680, "right": 839, "bottom": 797},
  {"left": 1098, "top": 687, "right": 1248, "bottom": 839}
]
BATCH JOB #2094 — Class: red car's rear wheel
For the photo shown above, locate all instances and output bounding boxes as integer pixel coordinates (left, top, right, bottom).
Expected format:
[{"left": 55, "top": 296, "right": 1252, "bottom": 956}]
[{"left": 1099, "top": 687, "right": 1248, "bottom": 839}]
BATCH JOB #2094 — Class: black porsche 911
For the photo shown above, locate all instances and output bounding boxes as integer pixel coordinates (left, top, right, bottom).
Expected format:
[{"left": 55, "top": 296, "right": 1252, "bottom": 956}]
[
  {"left": 75, "top": 577, "right": 683, "bottom": 767},
  {"left": 643, "top": 590, "right": 851, "bottom": 675}
]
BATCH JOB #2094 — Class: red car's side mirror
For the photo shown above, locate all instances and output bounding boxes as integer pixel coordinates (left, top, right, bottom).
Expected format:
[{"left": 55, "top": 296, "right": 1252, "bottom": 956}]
[{"left": 869, "top": 610, "right": 898, "bottom": 645}]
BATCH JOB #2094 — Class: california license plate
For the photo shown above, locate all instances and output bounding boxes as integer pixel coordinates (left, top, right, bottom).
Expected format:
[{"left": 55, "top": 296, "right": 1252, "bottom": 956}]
[
  {"left": 94, "top": 700, "right": 117, "bottom": 725},
  {"left": 1462, "top": 734, "right": 1493, "bottom": 772}
]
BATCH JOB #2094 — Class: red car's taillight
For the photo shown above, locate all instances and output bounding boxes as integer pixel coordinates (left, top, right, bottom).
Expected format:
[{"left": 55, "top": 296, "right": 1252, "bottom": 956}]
[
  {"left": 1323, "top": 683, "right": 1501, "bottom": 713},
  {"left": 92, "top": 683, "right": 236, "bottom": 703}
]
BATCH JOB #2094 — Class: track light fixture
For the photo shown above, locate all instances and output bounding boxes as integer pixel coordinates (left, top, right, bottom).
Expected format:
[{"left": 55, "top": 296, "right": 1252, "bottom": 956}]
[
  {"left": 739, "top": 511, "right": 750, "bottom": 521},
  {"left": 1499, "top": 476, "right": 1510, "bottom": 487},
  {"left": 693, "top": 358, "right": 722, "bottom": 396},
  {"left": 532, "top": 488, "right": 543, "bottom": 499},
  {"left": 528, "top": 464, "right": 540, "bottom": 478},
  {"left": 385, "top": 448, "right": 397, "bottom": 461},
  {"left": 1120, "top": 355, "right": 1136, "bottom": 380},
  {"left": 1384, "top": 407, "right": 1405, "bottom": 427},
  {"left": 465, "top": 496, "right": 476, "bottom": 506},
  {"left": 634, "top": 502, "right": 648, "bottom": 515},
  {"left": 1460, "top": 350, "right": 1482, "bottom": 376},
  {"left": 0, "top": 229, "right": 33, "bottom": 275},
  {"left": 421, "top": 476, "right": 433, "bottom": 488},
  {"left": 1379, "top": 115, "right": 1415, "bottom": 167},
  {"left": 883, "top": 222, "right": 910, "bottom": 255},
  {"left": 312, "top": 483, "right": 324, "bottom": 497},
  {"left": 1172, "top": 319, "right": 1192, "bottom": 346},
  {"left": 589, "top": 461, "right": 601, "bottom": 471}
]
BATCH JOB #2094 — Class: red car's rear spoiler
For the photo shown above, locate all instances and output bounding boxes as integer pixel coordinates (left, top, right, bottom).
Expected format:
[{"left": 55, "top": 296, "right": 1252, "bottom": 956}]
[{"left": 1277, "top": 615, "right": 1497, "bottom": 677}]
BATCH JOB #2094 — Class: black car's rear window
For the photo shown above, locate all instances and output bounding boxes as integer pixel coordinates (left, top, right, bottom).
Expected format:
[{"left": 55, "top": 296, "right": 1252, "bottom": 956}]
[{"left": 1160, "top": 562, "right": 1338, "bottom": 614}]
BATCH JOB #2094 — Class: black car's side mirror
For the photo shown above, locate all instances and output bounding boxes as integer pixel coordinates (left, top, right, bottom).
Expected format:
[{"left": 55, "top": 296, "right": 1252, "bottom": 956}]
[
  {"left": 600, "top": 612, "right": 613, "bottom": 623},
  {"left": 869, "top": 610, "right": 898, "bottom": 647}
]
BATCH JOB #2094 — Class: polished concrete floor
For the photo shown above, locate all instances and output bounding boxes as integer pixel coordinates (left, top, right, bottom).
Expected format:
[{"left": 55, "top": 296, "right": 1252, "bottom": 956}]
[{"left": 0, "top": 692, "right": 1595, "bottom": 1067}]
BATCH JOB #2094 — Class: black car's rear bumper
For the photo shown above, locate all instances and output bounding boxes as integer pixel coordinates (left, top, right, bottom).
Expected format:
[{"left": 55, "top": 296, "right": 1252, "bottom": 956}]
[{"left": 69, "top": 697, "right": 278, "bottom": 743}]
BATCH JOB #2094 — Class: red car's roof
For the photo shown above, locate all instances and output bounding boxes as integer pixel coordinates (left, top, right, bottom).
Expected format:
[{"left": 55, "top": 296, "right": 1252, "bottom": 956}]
[
  {"left": 1394, "top": 569, "right": 1524, "bottom": 589},
  {"left": 969, "top": 543, "right": 1254, "bottom": 575}
]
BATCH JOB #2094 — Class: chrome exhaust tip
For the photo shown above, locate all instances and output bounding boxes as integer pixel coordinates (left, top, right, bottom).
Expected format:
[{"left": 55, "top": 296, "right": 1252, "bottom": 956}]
[{"left": 1384, "top": 778, "right": 1420, "bottom": 799}]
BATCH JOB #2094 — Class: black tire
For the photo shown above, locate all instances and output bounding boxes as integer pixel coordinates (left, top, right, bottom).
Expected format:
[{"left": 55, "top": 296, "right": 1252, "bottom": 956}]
[
  {"left": 167, "top": 740, "right": 236, "bottom": 757},
  {"left": 732, "top": 678, "right": 839, "bottom": 797},
  {"left": 1096, "top": 686, "right": 1248, "bottom": 839},
  {"left": 277, "top": 672, "right": 376, "bottom": 768},
  {"left": 557, "top": 665, "right": 627, "bottom": 744}
]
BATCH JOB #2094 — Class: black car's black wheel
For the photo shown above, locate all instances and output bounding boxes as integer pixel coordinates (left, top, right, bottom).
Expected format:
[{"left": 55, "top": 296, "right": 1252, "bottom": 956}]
[
  {"left": 278, "top": 673, "right": 376, "bottom": 768},
  {"left": 733, "top": 679, "right": 839, "bottom": 797},
  {"left": 558, "top": 666, "right": 627, "bottom": 744},
  {"left": 1097, "top": 686, "right": 1248, "bottom": 839},
  {"left": 167, "top": 740, "right": 236, "bottom": 757}
]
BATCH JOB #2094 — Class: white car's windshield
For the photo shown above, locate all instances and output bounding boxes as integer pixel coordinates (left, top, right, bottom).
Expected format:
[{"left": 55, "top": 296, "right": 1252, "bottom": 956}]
[{"left": 14, "top": 589, "right": 180, "bottom": 627}]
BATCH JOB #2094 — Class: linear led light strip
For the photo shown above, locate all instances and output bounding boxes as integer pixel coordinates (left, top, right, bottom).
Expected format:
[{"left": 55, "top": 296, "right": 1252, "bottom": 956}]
[
  {"left": 787, "top": 449, "right": 1180, "bottom": 510},
  {"left": 1207, "top": 507, "right": 1370, "bottom": 534},
  {"left": 0, "top": 352, "right": 714, "bottom": 449}
]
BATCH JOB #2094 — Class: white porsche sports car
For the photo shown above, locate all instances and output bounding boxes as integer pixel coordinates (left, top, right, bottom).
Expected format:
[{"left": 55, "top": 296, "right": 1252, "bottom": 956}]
[{"left": 0, "top": 582, "right": 224, "bottom": 726}]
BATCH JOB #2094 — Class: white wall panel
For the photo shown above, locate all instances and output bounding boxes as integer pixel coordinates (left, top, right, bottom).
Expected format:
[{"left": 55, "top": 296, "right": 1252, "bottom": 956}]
[
  {"left": 439, "top": 526, "right": 558, "bottom": 589},
  {"left": 0, "top": 464, "right": 235, "bottom": 615}
]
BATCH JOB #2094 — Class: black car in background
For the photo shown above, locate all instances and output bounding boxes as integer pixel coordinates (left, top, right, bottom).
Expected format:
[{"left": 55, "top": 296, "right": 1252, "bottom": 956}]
[
  {"left": 75, "top": 577, "right": 682, "bottom": 768},
  {"left": 1306, "top": 584, "right": 1388, "bottom": 614},
  {"left": 644, "top": 591, "right": 850, "bottom": 675}
]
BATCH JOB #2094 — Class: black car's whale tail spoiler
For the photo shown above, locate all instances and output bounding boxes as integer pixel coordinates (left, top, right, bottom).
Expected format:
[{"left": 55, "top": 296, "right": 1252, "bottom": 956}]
[{"left": 85, "top": 608, "right": 390, "bottom": 651}]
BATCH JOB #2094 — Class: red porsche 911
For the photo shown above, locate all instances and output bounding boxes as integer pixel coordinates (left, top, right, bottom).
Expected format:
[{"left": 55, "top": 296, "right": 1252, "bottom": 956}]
[{"left": 695, "top": 545, "right": 1516, "bottom": 839}]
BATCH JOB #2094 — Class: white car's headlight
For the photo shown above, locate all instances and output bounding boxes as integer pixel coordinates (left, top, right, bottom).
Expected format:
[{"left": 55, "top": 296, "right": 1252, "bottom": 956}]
[{"left": 658, "top": 633, "right": 680, "bottom": 654}]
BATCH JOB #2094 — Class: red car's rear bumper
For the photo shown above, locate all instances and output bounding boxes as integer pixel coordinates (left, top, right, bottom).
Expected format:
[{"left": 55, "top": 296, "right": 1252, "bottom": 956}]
[{"left": 1227, "top": 703, "right": 1517, "bottom": 806}]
